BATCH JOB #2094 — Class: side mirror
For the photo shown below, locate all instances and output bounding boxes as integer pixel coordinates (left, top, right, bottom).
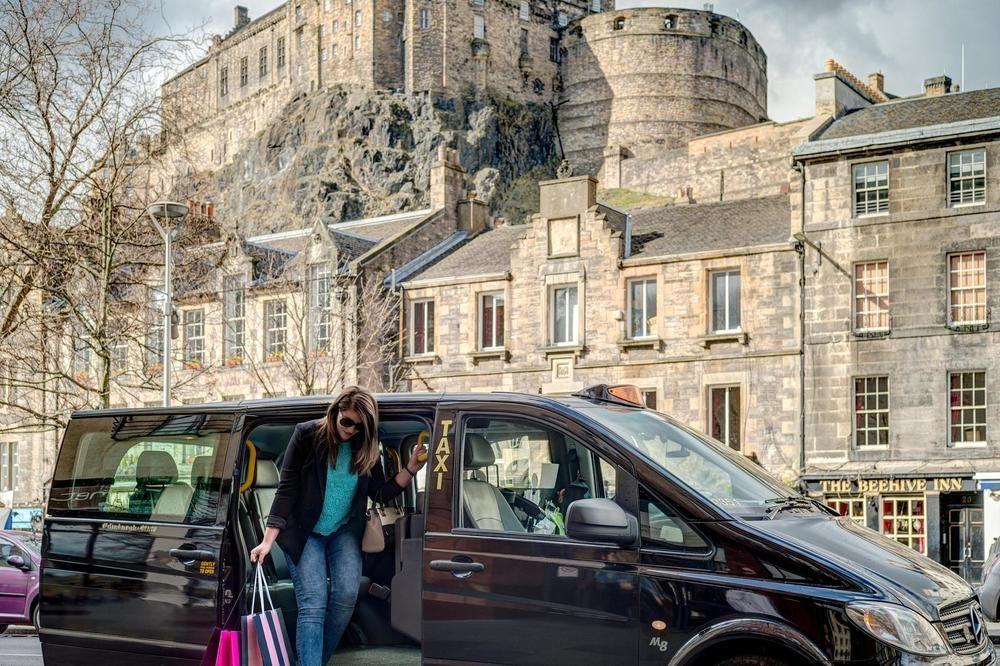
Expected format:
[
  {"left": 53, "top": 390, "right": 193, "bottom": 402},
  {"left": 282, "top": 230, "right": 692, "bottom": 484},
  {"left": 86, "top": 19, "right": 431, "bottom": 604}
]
[
  {"left": 565, "top": 498, "right": 638, "bottom": 546},
  {"left": 7, "top": 555, "right": 28, "bottom": 570}
]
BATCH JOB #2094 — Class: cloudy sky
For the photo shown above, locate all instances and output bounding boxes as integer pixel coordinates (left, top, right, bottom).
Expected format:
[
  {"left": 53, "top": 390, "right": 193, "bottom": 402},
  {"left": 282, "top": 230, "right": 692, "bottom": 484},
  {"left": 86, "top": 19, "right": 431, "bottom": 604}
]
[{"left": 158, "top": 0, "right": 1000, "bottom": 122}]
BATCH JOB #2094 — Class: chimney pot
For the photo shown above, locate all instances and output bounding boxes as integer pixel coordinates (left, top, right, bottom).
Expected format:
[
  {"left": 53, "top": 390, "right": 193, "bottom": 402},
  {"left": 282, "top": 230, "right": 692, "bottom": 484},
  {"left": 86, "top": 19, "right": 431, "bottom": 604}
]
[
  {"left": 867, "top": 71, "right": 884, "bottom": 93},
  {"left": 234, "top": 5, "right": 250, "bottom": 29}
]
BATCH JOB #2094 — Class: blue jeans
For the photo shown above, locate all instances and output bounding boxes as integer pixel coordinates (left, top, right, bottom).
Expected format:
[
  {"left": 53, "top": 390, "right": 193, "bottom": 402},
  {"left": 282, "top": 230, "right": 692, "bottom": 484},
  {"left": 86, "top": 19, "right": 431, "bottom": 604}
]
[{"left": 286, "top": 520, "right": 363, "bottom": 666}]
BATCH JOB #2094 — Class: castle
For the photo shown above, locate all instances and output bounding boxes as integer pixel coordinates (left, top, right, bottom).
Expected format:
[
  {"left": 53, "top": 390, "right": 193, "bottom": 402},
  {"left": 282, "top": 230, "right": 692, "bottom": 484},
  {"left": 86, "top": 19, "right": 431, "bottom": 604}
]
[{"left": 161, "top": 2, "right": 769, "bottom": 188}]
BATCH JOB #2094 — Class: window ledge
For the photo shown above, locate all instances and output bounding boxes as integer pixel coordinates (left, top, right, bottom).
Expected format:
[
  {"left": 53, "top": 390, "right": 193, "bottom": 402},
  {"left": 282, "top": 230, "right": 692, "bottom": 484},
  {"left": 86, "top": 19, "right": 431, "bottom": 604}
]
[
  {"left": 618, "top": 337, "right": 662, "bottom": 351},
  {"left": 949, "top": 201, "right": 986, "bottom": 209},
  {"left": 700, "top": 331, "right": 748, "bottom": 348},
  {"left": 854, "top": 212, "right": 889, "bottom": 220},
  {"left": 948, "top": 322, "right": 989, "bottom": 333},
  {"left": 539, "top": 344, "right": 584, "bottom": 357},
  {"left": 470, "top": 348, "right": 509, "bottom": 363},
  {"left": 404, "top": 353, "right": 439, "bottom": 364},
  {"left": 853, "top": 328, "right": 891, "bottom": 340},
  {"left": 951, "top": 442, "right": 988, "bottom": 449}
]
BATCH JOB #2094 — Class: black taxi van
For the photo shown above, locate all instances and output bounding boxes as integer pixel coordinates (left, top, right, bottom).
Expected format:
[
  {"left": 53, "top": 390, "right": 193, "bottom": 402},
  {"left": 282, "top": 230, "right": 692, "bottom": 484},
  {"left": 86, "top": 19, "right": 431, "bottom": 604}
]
[{"left": 40, "top": 385, "right": 995, "bottom": 665}]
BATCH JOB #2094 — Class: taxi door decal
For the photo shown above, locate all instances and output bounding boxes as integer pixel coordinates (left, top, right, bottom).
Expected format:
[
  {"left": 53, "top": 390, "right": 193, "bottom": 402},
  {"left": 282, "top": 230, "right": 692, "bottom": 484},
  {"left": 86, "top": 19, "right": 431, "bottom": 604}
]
[{"left": 433, "top": 419, "right": 452, "bottom": 491}]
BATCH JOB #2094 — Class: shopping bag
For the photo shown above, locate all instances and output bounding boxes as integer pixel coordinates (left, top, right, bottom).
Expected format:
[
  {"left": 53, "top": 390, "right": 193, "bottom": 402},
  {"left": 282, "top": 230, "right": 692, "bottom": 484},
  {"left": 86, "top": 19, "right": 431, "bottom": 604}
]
[
  {"left": 215, "top": 630, "right": 241, "bottom": 666},
  {"left": 244, "top": 563, "right": 293, "bottom": 666}
]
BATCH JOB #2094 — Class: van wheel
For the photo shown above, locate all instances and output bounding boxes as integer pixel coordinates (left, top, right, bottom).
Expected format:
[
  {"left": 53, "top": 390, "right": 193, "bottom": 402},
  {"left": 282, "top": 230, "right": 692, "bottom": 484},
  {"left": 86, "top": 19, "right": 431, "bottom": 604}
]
[
  {"left": 32, "top": 603, "right": 39, "bottom": 631},
  {"left": 715, "top": 657, "right": 790, "bottom": 666}
]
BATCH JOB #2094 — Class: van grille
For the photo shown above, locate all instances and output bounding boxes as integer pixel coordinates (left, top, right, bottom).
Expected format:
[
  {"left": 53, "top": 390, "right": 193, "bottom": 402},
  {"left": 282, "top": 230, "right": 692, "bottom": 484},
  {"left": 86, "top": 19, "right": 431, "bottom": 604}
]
[{"left": 938, "top": 599, "right": 987, "bottom": 655}]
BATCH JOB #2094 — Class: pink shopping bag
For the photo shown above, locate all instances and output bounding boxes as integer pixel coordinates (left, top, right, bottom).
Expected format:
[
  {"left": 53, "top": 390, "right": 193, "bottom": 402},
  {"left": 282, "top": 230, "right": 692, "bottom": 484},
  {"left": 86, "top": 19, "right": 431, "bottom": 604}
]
[
  {"left": 242, "top": 564, "right": 293, "bottom": 666},
  {"left": 215, "top": 630, "right": 241, "bottom": 666}
]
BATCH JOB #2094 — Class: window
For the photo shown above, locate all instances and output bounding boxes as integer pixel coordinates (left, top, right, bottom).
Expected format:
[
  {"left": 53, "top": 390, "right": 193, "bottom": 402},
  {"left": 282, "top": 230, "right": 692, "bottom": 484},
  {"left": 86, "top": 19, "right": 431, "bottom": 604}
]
[
  {"left": 556, "top": 10, "right": 568, "bottom": 27},
  {"left": 458, "top": 415, "right": 615, "bottom": 535},
  {"left": 354, "top": 33, "right": 360, "bottom": 50},
  {"left": 640, "top": 486, "right": 708, "bottom": 550},
  {"left": 0, "top": 537, "right": 25, "bottom": 568},
  {"left": 549, "top": 37, "right": 560, "bottom": 63},
  {"left": 520, "top": 28, "right": 529, "bottom": 55},
  {"left": 332, "top": 43, "right": 338, "bottom": 57},
  {"left": 591, "top": 0, "right": 602, "bottom": 11},
  {"left": 826, "top": 497, "right": 866, "bottom": 527},
  {"left": 239, "top": 56, "right": 248, "bottom": 87},
  {"left": 551, "top": 285, "right": 578, "bottom": 345},
  {"left": 419, "top": 8, "right": 430, "bottom": 29},
  {"left": 519, "top": 1, "right": 530, "bottom": 20},
  {"left": 479, "top": 292, "right": 505, "bottom": 350},
  {"left": 854, "top": 260, "right": 890, "bottom": 333},
  {"left": 319, "top": 25, "right": 326, "bottom": 60},
  {"left": 710, "top": 269, "right": 741, "bottom": 333},
  {"left": 0, "top": 442, "right": 16, "bottom": 492},
  {"left": 219, "top": 66, "right": 229, "bottom": 97},
  {"left": 382, "top": 10, "right": 391, "bottom": 22},
  {"left": 613, "top": 16, "right": 625, "bottom": 30},
  {"left": 72, "top": 331, "right": 92, "bottom": 377},
  {"left": 709, "top": 386, "right": 741, "bottom": 451},
  {"left": 641, "top": 389, "right": 657, "bottom": 409},
  {"left": 323, "top": 0, "right": 331, "bottom": 10},
  {"left": 258, "top": 46, "right": 268, "bottom": 78},
  {"left": 853, "top": 161, "right": 889, "bottom": 216},
  {"left": 628, "top": 277, "right": 656, "bottom": 338},
  {"left": 296, "top": 27, "right": 304, "bottom": 50},
  {"left": 48, "top": 414, "right": 232, "bottom": 524},
  {"left": 881, "top": 497, "right": 926, "bottom": 554},
  {"left": 309, "top": 265, "right": 333, "bottom": 352},
  {"left": 294, "top": 2, "right": 302, "bottom": 20},
  {"left": 948, "top": 150, "right": 986, "bottom": 206},
  {"left": 411, "top": 299, "right": 434, "bottom": 355},
  {"left": 470, "top": 0, "right": 484, "bottom": 5},
  {"left": 184, "top": 309, "right": 205, "bottom": 366},
  {"left": 948, "top": 251, "right": 987, "bottom": 326},
  {"left": 111, "top": 340, "right": 128, "bottom": 372},
  {"left": 146, "top": 286, "right": 164, "bottom": 368},
  {"left": 332, "top": 18, "right": 339, "bottom": 33},
  {"left": 854, "top": 376, "right": 889, "bottom": 447},
  {"left": 223, "top": 275, "right": 246, "bottom": 364},
  {"left": 355, "top": 9, "right": 362, "bottom": 27},
  {"left": 664, "top": 14, "right": 676, "bottom": 28},
  {"left": 277, "top": 37, "right": 286, "bottom": 68},
  {"left": 264, "top": 299, "right": 287, "bottom": 361},
  {"left": 473, "top": 14, "right": 485, "bottom": 39},
  {"left": 950, "top": 371, "right": 986, "bottom": 445}
]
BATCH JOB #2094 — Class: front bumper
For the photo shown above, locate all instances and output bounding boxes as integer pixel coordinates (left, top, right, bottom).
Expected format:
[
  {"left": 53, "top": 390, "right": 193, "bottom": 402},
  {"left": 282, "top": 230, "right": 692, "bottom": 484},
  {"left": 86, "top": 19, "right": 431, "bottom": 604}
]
[{"left": 897, "top": 640, "right": 996, "bottom": 666}]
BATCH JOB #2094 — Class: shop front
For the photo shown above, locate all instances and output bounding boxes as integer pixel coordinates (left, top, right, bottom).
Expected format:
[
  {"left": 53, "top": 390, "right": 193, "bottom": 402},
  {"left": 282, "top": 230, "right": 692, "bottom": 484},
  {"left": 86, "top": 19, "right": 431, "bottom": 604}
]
[{"left": 805, "top": 475, "right": 984, "bottom": 585}]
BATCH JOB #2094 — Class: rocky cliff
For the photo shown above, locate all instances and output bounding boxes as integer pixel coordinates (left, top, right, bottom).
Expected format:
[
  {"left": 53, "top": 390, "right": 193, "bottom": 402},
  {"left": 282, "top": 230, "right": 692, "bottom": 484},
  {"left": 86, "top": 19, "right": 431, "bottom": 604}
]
[{"left": 175, "top": 86, "right": 559, "bottom": 234}]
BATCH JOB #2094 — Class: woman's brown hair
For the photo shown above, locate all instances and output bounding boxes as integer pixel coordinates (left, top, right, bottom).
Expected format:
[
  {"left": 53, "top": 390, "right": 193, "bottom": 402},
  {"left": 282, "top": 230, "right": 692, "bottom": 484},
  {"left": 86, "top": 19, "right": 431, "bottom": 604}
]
[{"left": 316, "top": 385, "right": 380, "bottom": 476}]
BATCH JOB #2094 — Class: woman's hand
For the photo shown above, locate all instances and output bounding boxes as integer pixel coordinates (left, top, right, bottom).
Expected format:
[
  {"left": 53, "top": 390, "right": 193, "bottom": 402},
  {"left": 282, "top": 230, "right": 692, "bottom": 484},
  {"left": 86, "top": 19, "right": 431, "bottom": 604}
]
[
  {"left": 250, "top": 540, "right": 272, "bottom": 563},
  {"left": 406, "top": 442, "right": 429, "bottom": 475}
]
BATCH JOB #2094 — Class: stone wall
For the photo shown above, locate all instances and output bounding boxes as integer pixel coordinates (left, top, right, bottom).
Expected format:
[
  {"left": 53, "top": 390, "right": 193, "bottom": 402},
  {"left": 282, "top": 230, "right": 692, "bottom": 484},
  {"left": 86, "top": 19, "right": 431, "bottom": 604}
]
[
  {"left": 560, "top": 7, "right": 769, "bottom": 173},
  {"left": 801, "top": 138, "right": 1000, "bottom": 466}
]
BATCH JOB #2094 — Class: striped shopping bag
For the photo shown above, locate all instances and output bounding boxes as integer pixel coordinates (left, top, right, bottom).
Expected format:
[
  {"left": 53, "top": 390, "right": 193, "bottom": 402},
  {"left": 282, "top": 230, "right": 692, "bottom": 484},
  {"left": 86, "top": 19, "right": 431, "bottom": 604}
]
[{"left": 242, "top": 564, "right": 294, "bottom": 666}]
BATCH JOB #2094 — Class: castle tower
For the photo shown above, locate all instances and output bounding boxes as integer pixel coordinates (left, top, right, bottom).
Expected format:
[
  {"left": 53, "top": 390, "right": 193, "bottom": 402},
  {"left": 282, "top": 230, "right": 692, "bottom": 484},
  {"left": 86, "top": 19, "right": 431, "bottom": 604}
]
[{"left": 559, "top": 7, "right": 769, "bottom": 175}]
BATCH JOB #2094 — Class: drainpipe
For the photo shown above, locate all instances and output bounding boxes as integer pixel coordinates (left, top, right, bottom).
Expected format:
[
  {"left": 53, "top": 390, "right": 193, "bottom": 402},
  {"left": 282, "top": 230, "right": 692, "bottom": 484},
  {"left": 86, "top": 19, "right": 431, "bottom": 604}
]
[{"left": 794, "top": 160, "right": 807, "bottom": 480}]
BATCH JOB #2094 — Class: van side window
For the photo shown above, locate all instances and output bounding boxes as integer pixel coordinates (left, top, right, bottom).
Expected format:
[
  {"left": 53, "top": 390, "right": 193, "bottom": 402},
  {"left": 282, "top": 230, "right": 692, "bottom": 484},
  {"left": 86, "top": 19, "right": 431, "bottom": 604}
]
[
  {"left": 48, "top": 414, "right": 233, "bottom": 525},
  {"left": 639, "top": 485, "right": 708, "bottom": 551},
  {"left": 459, "top": 415, "right": 613, "bottom": 535}
]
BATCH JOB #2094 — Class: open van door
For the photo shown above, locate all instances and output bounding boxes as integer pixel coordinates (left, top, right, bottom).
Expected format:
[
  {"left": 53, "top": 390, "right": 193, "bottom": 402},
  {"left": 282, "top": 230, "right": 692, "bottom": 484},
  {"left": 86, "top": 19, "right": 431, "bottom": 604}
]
[{"left": 41, "top": 408, "right": 242, "bottom": 665}]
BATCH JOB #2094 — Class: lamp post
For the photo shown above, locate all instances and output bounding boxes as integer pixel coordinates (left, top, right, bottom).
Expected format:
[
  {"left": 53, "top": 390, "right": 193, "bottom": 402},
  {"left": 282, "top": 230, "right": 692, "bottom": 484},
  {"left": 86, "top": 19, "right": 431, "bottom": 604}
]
[{"left": 146, "top": 201, "right": 189, "bottom": 407}]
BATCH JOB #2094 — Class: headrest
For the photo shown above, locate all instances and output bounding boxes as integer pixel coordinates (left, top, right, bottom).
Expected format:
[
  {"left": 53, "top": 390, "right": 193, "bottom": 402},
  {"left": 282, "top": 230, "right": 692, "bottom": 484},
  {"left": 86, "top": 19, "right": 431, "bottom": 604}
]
[
  {"left": 464, "top": 434, "right": 495, "bottom": 469},
  {"left": 255, "top": 459, "right": 280, "bottom": 489},
  {"left": 190, "top": 456, "right": 213, "bottom": 486},
  {"left": 136, "top": 451, "right": 178, "bottom": 483}
]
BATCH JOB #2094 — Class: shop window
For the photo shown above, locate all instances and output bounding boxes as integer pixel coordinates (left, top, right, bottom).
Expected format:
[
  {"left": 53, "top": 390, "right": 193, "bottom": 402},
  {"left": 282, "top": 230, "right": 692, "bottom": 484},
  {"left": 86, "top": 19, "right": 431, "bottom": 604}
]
[
  {"left": 881, "top": 497, "right": 926, "bottom": 554},
  {"left": 826, "top": 497, "right": 866, "bottom": 527}
]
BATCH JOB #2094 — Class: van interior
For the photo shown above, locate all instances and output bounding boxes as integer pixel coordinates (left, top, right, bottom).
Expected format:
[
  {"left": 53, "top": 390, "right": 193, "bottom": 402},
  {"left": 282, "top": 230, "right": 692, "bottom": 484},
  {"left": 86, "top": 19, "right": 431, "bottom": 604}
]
[{"left": 233, "top": 416, "right": 429, "bottom": 662}]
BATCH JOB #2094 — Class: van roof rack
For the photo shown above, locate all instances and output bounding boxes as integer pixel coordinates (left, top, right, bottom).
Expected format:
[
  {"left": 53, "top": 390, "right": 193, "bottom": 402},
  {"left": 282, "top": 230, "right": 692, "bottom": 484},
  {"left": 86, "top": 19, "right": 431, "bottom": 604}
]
[{"left": 572, "top": 384, "right": 645, "bottom": 408}]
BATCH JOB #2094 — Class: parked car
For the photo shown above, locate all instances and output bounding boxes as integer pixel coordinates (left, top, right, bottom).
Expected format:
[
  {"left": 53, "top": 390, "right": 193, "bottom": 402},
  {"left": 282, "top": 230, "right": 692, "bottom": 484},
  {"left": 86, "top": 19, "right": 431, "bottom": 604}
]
[
  {"left": 979, "top": 537, "right": 1000, "bottom": 621},
  {"left": 40, "top": 385, "right": 995, "bottom": 665},
  {"left": 0, "top": 529, "right": 40, "bottom": 632}
]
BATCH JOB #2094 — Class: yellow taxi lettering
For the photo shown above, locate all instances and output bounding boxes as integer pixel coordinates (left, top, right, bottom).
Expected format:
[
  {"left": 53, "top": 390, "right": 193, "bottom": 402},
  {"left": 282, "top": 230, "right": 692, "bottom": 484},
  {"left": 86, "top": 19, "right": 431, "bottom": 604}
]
[{"left": 434, "top": 419, "right": 453, "bottom": 491}]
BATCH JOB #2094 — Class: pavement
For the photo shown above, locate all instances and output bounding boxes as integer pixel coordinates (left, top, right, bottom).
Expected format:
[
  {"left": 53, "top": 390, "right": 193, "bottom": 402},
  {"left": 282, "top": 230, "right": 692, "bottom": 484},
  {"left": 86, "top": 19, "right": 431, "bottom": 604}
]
[{"left": 0, "top": 635, "right": 41, "bottom": 666}]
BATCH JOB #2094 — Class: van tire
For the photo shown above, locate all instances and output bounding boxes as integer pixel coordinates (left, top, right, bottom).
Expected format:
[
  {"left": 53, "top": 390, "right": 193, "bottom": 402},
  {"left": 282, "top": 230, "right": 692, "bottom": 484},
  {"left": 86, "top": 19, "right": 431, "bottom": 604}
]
[
  {"left": 715, "top": 657, "right": 790, "bottom": 666},
  {"left": 32, "top": 602, "right": 39, "bottom": 631}
]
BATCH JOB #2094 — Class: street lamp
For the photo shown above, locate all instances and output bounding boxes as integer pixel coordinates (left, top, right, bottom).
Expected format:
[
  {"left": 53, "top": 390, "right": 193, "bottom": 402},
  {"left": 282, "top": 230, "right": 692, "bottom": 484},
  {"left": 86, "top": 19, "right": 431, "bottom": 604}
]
[{"left": 146, "top": 201, "right": 189, "bottom": 407}]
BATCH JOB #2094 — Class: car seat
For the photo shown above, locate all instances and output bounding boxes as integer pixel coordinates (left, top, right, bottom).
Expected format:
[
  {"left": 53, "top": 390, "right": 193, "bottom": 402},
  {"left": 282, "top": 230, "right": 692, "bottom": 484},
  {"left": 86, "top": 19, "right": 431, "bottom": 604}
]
[
  {"left": 462, "top": 434, "right": 525, "bottom": 532},
  {"left": 129, "top": 450, "right": 181, "bottom": 518}
]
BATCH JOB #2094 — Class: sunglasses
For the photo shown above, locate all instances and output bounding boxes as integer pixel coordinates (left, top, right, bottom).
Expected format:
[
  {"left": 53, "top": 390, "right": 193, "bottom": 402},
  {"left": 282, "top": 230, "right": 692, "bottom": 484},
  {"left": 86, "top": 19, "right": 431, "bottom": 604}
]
[{"left": 338, "top": 416, "right": 363, "bottom": 431}]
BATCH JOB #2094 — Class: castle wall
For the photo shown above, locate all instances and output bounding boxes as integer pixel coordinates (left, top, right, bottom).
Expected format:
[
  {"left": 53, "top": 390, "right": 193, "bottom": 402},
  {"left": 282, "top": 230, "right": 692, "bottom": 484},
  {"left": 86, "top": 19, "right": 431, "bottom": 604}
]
[{"left": 560, "top": 8, "right": 769, "bottom": 174}]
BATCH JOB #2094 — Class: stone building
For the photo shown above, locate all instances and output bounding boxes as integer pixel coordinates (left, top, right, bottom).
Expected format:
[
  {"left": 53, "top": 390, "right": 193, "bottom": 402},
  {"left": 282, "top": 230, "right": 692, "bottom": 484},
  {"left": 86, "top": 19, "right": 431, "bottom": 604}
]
[{"left": 793, "top": 77, "right": 1000, "bottom": 583}]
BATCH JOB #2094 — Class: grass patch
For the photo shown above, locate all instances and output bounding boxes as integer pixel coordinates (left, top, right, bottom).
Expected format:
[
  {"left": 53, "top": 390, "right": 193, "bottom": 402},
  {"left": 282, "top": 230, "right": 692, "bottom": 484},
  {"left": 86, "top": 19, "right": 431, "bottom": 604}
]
[{"left": 598, "top": 188, "right": 672, "bottom": 210}]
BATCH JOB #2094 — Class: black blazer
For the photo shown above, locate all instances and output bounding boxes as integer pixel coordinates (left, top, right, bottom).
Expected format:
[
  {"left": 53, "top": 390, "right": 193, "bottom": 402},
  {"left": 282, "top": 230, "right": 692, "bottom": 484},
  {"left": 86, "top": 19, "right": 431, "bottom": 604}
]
[{"left": 266, "top": 419, "right": 404, "bottom": 564}]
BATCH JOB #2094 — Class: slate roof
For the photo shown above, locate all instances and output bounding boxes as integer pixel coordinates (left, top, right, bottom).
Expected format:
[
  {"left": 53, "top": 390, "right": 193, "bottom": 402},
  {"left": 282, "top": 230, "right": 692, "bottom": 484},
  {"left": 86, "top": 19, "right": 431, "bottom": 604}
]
[
  {"left": 407, "top": 224, "right": 528, "bottom": 281},
  {"left": 628, "top": 195, "right": 790, "bottom": 259},
  {"left": 815, "top": 88, "right": 1000, "bottom": 141}
]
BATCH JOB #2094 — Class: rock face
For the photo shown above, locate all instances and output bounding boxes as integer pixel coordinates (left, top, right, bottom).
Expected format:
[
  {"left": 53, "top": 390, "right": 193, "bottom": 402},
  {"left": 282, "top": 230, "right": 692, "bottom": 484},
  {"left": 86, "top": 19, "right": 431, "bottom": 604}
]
[{"left": 175, "top": 86, "right": 558, "bottom": 234}]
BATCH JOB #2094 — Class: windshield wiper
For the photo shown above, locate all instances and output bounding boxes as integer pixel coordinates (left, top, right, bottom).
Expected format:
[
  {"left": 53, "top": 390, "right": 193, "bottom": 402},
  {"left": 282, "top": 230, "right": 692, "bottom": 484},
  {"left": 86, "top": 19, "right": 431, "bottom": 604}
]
[{"left": 763, "top": 496, "right": 830, "bottom": 519}]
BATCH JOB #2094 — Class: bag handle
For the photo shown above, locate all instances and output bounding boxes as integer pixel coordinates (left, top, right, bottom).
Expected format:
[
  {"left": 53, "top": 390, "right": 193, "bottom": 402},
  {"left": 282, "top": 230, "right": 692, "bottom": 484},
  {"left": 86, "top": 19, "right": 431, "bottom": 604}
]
[{"left": 250, "top": 563, "right": 276, "bottom": 614}]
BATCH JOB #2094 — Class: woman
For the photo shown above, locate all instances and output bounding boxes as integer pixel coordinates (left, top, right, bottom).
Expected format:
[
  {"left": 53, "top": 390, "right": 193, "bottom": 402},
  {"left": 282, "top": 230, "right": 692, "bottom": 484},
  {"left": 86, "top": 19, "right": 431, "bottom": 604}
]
[{"left": 250, "top": 386, "right": 427, "bottom": 666}]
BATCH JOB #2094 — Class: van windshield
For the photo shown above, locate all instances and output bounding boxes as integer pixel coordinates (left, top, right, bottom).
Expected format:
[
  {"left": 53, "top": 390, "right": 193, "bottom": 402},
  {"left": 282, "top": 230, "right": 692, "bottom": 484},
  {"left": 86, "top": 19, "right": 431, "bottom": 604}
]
[{"left": 582, "top": 406, "right": 797, "bottom": 518}]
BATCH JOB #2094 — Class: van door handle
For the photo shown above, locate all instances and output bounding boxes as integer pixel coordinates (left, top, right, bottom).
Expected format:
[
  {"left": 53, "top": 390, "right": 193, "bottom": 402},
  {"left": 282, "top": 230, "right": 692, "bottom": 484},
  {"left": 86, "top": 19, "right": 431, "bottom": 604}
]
[
  {"left": 430, "top": 559, "right": 485, "bottom": 578},
  {"left": 170, "top": 548, "right": 216, "bottom": 563}
]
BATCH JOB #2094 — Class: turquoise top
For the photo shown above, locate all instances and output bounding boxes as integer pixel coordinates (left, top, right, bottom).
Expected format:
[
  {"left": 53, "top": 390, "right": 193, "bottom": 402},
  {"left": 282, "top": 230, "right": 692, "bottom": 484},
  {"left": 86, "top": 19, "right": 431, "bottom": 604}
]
[{"left": 312, "top": 442, "right": 360, "bottom": 536}]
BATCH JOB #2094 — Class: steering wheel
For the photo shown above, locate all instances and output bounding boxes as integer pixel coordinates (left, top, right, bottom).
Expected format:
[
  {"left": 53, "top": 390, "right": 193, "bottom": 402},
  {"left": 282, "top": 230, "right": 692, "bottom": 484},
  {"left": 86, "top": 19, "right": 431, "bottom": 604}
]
[{"left": 508, "top": 493, "right": 546, "bottom": 532}]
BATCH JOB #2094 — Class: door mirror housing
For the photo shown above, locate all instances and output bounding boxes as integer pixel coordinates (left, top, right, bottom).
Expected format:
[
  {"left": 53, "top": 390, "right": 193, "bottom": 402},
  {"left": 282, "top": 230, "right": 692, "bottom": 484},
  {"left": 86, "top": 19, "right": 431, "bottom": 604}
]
[
  {"left": 565, "top": 498, "right": 638, "bottom": 546},
  {"left": 6, "top": 555, "right": 28, "bottom": 570}
]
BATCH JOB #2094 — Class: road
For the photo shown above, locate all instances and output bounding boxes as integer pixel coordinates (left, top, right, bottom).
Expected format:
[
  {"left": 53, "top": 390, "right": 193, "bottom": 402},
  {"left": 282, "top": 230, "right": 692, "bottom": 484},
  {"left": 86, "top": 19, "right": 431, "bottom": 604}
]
[{"left": 0, "top": 636, "right": 40, "bottom": 666}]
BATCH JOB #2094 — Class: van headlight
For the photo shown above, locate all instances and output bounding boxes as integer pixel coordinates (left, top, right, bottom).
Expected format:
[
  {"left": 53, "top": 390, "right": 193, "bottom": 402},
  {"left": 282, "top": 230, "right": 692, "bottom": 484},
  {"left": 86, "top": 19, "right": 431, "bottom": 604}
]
[{"left": 846, "top": 601, "right": 950, "bottom": 657}]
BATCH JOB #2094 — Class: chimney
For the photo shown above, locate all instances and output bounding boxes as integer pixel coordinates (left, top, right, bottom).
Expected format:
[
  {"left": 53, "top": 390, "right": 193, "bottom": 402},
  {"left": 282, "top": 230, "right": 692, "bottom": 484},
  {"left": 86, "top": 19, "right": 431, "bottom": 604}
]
[
  {"left": 429, "top": 145, "right": 465, "bottom": 213},
  {"left": 924, "top": 75, "right": 953, "bottom": 97},
  {"left": 814, "top": 59, "right": 884, "bottom": 118},
  {"left": 234, "top": 6, "right": 250, "bottom": 30},
  {"left": 868, "top": 71, "right": 884, "bottom": 93}
]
